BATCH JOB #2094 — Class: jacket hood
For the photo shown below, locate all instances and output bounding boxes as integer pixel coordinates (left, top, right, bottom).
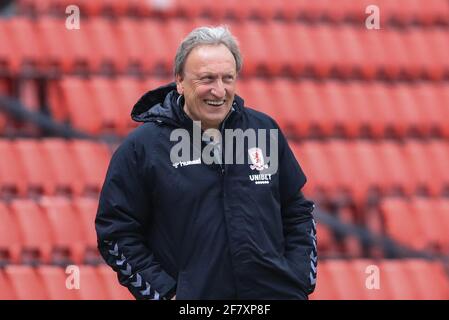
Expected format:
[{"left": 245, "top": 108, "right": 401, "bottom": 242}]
[{"left": 131, "top": 82, "right": 245, "bottom": 127}]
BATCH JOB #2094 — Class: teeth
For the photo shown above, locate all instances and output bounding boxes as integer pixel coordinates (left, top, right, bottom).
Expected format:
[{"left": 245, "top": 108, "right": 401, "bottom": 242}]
[{"left": 205, "top": 100, "right": 225, "bottom": 106}]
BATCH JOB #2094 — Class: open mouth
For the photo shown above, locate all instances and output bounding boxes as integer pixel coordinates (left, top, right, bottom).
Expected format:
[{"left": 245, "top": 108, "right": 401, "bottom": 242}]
[{"left": 204, "top": 100, "right": 225, "bottom": 107}]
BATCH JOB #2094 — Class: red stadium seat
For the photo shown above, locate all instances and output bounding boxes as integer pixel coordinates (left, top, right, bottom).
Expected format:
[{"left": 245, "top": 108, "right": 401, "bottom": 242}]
[
  {"left": 39, "top": 197, "right": 86, "bottom": 264},
  {"left": 97, "top": 265, "right": 134, "bottom": 300},
  {"left": 37, "top": 266, "right": 78, "bottom": 300},
  {"left": 70, "top": 140, "right": 111, "bottom": 194},
  {"left": 0, "top": 140, "right": 27, "bottom": 196},
  {"left": 324, "top": 260, "right": 368, "bottom": 299},
  {"left": 72, "top": 197, "right": 99, "bottom": 249},
  {"left": 88, "top": 77, "right": 127, "bottom": 132},
  {"left": 5, "top": 265, "right": 48, "bottom": 300},
  {"left": 59, "top": 78, "right": 102, "bottom": 134},
  {"left": 380, "top": 198, "right": 426, "bottom": 250},
  {"left": 410, "top": 198, "right": 447, "bottom": 252},
  {"left": 0, "top": 203, "right": 22, "bottom": 263},
  {"left": 309, "top": 260, "right": 339, "bottom": 300},
  {"left": 0, "top": 268, "right": 17, "bottom": 299},
  {"left": 41, "top": 139, "right": 84, "bottom": 195},
  {"left": 349, "top": 259, "right": 392, "bottom": 300},
  {"left": 14, "top": 139, "right": 56, "bottom": 195},
  {"left": 76, "top": 265, "right": 109, "bottom": 300},
  {"left": 11, "top": 199, "right": 53, "bottom": 263},
  {"left": 380, "top": 260, "right": 421, "bottom": 299},
  {"left": 403, "top": 260, "right": 449, "bottom": 299}
]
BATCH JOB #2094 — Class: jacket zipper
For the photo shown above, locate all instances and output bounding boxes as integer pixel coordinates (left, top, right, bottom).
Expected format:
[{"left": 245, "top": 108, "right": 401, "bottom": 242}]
[{"left": 219, "top": 107, "right": 235, "bottom": 175}]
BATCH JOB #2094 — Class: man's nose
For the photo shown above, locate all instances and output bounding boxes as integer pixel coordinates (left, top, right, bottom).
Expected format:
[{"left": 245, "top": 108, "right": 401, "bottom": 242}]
[{"left": 211, "top": 80, "right": 226, "bottom": 98}]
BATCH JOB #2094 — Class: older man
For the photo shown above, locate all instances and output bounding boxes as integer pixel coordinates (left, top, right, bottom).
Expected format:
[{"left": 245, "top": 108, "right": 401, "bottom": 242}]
[{"left": 96, "top": 26, "right": 317, "bottom": 300}]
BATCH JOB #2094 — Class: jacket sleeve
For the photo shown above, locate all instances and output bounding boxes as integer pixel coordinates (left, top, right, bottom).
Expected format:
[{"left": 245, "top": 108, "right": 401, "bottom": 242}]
[
  {"left": 95, "top": 137, "right": 176, "bottom": 300},
  {"left": 278, "top": 129, "right": 317, "bottom": 295}
]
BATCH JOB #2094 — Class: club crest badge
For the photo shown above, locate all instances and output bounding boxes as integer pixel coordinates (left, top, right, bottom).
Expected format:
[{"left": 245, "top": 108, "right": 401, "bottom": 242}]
[{"left": 248, "top": 147, "right": 269, "bottom": 171}]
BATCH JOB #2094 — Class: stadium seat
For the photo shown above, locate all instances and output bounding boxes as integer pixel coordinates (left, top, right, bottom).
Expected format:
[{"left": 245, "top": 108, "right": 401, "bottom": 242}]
[
  {"left": 40, "top": 139, "right": 84, "bottom": 195},
  {"left": 39, "top": 197, "right": 86, "bottom": 264},
  {"left": 0, "top": 268, "right": 17, "bottom": 299},
  {"left": 11, "top": 199, "right": 53, "bottom": 263},
  {"left": 88, "top": 77, "right": 126, "bottom": 132},
  {"left": 323, "top": 260, "right": 368, "bottom": 299},
  {"left": 0, "top": 203, "right": 22, "bottom": 263},
  {"left": 72, "top": 197, "right": 99, "bottom": 249},
  {"left": 0, "top": 140, "right": 27, "bottom": 196},
  {"left": 403, "top": 260, "right": 449, "bottom": 299},
  {"left": 58, "top": 78, "right": 103, "bottom": 134},
  {"left": 380, "top": 260, "right": 421, "bottom": 299},
  {"left": 14, "top": 139, "right": 56, "bottom": 195},
  {"left": 349, "top": 259, "right": 392, "bottom": 300},
  {"left": 309, "top": 260, "right": 339, "bottom": 300},
  {"left": 76, "top": 265, "right": 109, "bottom": 300},
  {"left": 70, "top": 140, "right": 111, "bottom": 194},
  {"left": 380, "top": 198, "right": 426, "bottom": 250},
  {"left": 5, "top": 265, "right": 48, "bottom": 299},
  {"left": 97, "top": 265, "right": 134, "bottom": 300},
  {"left": 37, "top": 265, "right": 78, "bottom": 300}
]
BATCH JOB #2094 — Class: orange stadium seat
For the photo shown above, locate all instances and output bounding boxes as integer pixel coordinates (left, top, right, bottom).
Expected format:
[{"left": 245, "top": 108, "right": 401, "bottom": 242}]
[
  {"left": 0, "top": 268, "right": 17, "bottom": 299},
  {"left": 88, "top": 77, "right": 127, "bottom": 132},
  {"left": 72, "top": 197, "right": 99, "bottom": 249},
  {"left": 432, "top": 199, "right": 449, "bottom": 251},
  {"left": 5, "top": 265, "right": 48, "bottom": 300},
  {"left": 11, "top": 199, "right": 53, "bottom": 263},
  {"left": 0, "top": 203, "right": 22, "bottom": 263},
  {"left": 380, "top": 260, "right": 421, "bottom": 299},
  {"left": 348, "top": 259, "right": 392, "bottom": 300},
  {"left": 76, "top": 265, "right": 109, "bottom": 300},
  {"left": 39, "top": 197, "right": 86, "bottom": 264},
  {"left": 14, "top": 139, "right": 56, "bottom": 195},
  {"left": 403, "top": 141, "right": 440, "bottom": 196},
  {"left": 59, "top": 78, "right": 103, "bottom": 134},
  {"left": 322, "top": 260, "right": 369, "bottom": 299},
  {"left": 85, "top": 18, "right": 128, "bottom": 73},
  {"left": 410, "top": 198, "right": 448, "bottom": 252},
  {"left": 0, "top": 140, "right": 27, "bottom": 196},
  {"left": 380, "top": 198, "right": 426, "bottom": 250},
  {"left": 70, "top": 140, "right": 111, "bottom": 194},
  {"left": 3, "top": 18, "right": 45, "bottom": 72},
  {"left": 40, "top": 139, "right": 84, "bottom": 195},
  {"left": 403, "top": 260, "right": 449, "bottom": 299},
  {"left": 37, "top": 265, "right": 78, "bottom": 300},
  {"left": 309, "top": 261, "right": 339, "bottom": 300},
  {"left": 97, "top": 265, "right": 134, "bottom": 300}
]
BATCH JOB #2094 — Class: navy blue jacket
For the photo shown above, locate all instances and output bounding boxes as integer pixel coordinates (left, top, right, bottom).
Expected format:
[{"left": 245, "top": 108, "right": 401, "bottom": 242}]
[{"left": 95, "top": 83, "right": 317, "bottom": 300}]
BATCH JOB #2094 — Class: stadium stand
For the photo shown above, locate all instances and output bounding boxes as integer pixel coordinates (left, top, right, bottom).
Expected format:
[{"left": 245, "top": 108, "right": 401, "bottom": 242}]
[{"left": 1, "top": 0, "right": 449, "bottom": 300}]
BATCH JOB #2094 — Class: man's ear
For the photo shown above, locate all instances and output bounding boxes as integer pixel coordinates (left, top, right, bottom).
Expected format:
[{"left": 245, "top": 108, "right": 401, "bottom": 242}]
[{"left": 175, "top": 74, "right": 184, "bottom": 95}]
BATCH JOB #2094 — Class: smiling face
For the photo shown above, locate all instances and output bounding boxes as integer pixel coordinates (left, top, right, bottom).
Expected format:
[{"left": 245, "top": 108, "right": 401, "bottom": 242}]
[{"left": 175, "top": 44, "right": 237, "bottom": 130}]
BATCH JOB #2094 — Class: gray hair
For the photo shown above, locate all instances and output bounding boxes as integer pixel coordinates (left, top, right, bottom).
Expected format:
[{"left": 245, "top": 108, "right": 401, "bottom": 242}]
[{"left": 174, "top": 26, "right": 243, "bottom": 77}]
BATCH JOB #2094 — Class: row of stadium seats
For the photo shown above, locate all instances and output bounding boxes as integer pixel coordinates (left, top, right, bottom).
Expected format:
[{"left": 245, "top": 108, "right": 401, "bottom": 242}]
[
  {"left": 1, "top": 138, "right": 449, "bottom": 201},
  {"left": 294, "top": 140, "right": 449, "bottom": 202},
  {"left": 0, "top": 139, "right": 111, "bottom": 197},
  {"left": 1, "top": 18, "right": 449, "bottom": 79},
  {"left": 0, "top": 264, "right": 133, "bottom": 299},
  {"left": 16, "top": 0, "right": 449, "bottom": 24},
  {"left": 0, "top": 194, "right": 366, "bottom": 265},
  {"left": 2, "top": 260, "right": 448, "bottom": 299},
  {"left": 381, "top": 198, "right": 449, "bottom": 252},
  {"left": 310, "top": 259, "right": 449, "bottom": 299},
  {"left": 0, "top": 197, "right": 99, "bottom": 264},
  {"left": 45, "top": 77, "right": 449, "bottom": 138}
]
